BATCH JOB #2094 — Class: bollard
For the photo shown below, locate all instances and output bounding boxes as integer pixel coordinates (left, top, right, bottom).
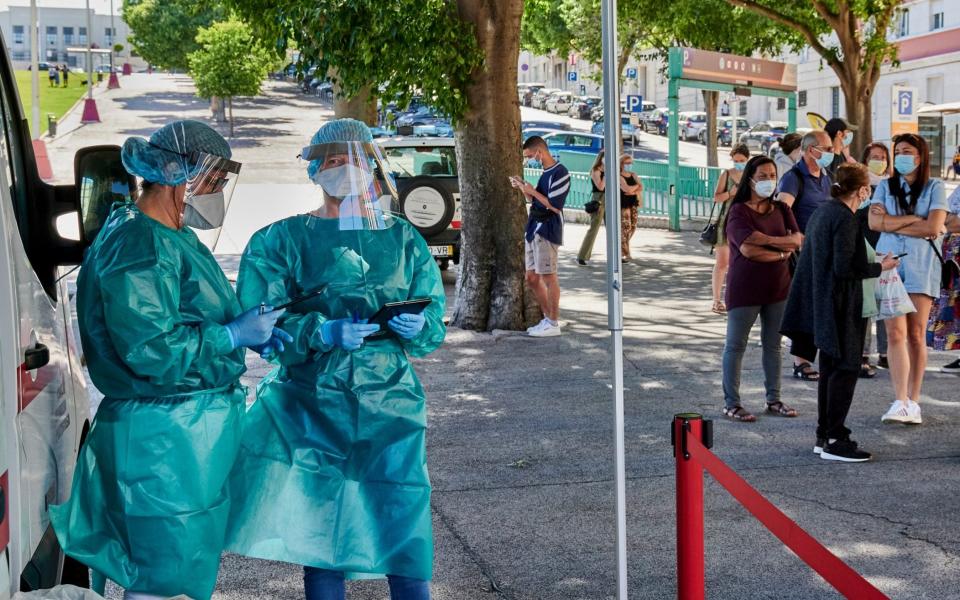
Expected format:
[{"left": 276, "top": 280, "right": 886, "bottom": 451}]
[
  {"left": 46, "top": 114, "right": 57, "bottom": 137},
  {"left": 672, "top": 413, "right": 705, "bottom": 600}
]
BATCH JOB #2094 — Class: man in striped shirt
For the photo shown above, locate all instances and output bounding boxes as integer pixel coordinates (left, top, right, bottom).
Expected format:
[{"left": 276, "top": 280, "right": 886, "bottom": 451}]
[{"left": 512, "top": 136, "right": 570, "bottom": 337}]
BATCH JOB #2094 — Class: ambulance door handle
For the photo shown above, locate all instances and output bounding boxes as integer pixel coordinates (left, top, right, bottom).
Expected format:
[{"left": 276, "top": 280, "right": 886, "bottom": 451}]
[{"left": 24, "top": 343, "right": 50, "bottom": 370}]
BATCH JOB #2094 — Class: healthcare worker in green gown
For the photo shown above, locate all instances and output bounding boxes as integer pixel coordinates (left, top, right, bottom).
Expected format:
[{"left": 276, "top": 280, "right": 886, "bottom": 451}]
[
  {"left": 226, "top": 118, "right": 446, "bottom": 600},
  {"left": 51, "top": 120, "right": 292, "bottom": 600}
]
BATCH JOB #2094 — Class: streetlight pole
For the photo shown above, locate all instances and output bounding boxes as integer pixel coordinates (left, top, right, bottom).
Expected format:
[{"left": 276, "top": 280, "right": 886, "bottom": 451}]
[
  {"left": 107, "top": 0, "right": 120, "bottom": 88},
  {"left": 80, "top": 0, "right": 100, "bottom": 122},
  {"left": 29, "top": 0, "right": 39, "bottom": 138}
]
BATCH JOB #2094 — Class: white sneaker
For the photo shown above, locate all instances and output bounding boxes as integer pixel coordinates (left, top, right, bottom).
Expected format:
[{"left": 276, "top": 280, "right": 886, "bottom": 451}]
[
  {"left": 906, "top": 400, "right": 923, "bottom": 424},
  {"left": 526, "top": 319, "right": 548, "bottom": 333},
  {"left": 881, "top": 400, "right": 912, "bottom": 424},
  {"left": 529, "top": 322, "right": 561, "bottom": 337}
]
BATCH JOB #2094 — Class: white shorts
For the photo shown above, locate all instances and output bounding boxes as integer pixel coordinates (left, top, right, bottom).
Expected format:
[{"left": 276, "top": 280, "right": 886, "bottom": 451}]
[{"left": 525, "top": 234, "right": 559, "bottom": 275}]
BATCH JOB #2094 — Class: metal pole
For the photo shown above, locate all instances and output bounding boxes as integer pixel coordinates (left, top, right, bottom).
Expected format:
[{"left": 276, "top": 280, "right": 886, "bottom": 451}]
[
  {"left": 110, "top": 0, "right": 115, "bottom": 69},
  {"left": 29, "top": 0, "right": 39, "bottom": 138},
  {"left": 86, "top": 0, "right": 93, "bottom": 100},
  {"left": 600, "top": 0, "right": 627, "bottom": 598},
  {"left": 668, "top": 76, "right": 680, "bottom": 230},
  {"left": 674, "top": 414, "right": 705, "bottom": 600}
]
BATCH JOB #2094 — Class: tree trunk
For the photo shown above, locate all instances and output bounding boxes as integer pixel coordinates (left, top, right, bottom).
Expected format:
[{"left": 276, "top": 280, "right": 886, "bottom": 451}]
[
  {"left": 210, "top": 96, "right": 226, "bottom": 123},
  {"left": 333, "top": 82, "right": 377, "bottom": 125},
  {"left": 228, "top": 97, "right": 234, "bottom": 137},
  {"left": 703, "top": 90, "right": 719, "bottom": 167},
  {"left": 451, "top": 0, "right": 536, "bottom": 331},
  {"left": 841, "top": 81, "right": 872, "bottom": 160}
]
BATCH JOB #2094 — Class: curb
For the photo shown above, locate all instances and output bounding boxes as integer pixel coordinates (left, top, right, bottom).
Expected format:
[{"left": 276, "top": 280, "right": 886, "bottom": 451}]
[{"left": 562, "top": 208, "right": 705, "bottom": 232}]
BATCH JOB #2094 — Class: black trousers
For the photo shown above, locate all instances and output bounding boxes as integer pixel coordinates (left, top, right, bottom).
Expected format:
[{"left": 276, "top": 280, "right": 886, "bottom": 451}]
[
  {"left": 791, "top": 336, "right": 818, "bottom": 364},
  {"left": 816, "top": 352, "right": 860, "bottom": 440}
]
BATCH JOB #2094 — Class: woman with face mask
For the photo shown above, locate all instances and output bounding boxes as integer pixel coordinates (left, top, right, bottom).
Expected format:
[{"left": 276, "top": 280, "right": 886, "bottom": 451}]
[
  {"left": 774, "top": 132, "right": 803, "bottom": 180},
  {"left": 619, "top": 153, "right": 642, "bottom": 262},
  {"left": 50, "top": 120, "right": 289, "bottom": 600},
  {"left": 720, "top": 156, "right": 802, "bottom": 422},
  {"left": 710, "top": 144, "right": 750, "bottom": 314},
  {"left": 783, "top": 164, "right": 899, "bottom": 461},
  {"left": 856, "top": 142, "right": 893, "bottom": 375},
  {"left": 868, "top": 133, "right": 949, "bottom": 425},
  {"left": 226, "top": 119, "right": 446, "bottom": 600}
]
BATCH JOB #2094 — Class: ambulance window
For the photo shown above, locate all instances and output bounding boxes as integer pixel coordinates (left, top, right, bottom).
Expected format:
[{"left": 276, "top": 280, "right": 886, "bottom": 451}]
[{"left": 0, "top": 68, "right": 27, "bottom": 220}]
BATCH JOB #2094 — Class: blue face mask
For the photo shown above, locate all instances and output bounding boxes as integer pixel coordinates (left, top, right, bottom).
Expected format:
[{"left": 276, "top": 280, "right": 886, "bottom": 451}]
[
  {"left": 816, "top": 151, "right": 835, "bottom": 168},
  {"left": 525, "top": 153, "right": 542, "bottom": 169},
  {"left": 842, "top": 131, "right": 854, "bottom": 147},
  {"left": 733, "top": 162, "right": 746, "bottom": 171},
  {"left": 894, "top": 154, "right": 917, "bottom": 175}
]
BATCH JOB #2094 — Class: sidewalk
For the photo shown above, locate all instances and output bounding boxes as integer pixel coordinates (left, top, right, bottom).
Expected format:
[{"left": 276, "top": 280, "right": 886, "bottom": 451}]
[{"left": 211, "top": 223, "right": 960, "bottom": 600}]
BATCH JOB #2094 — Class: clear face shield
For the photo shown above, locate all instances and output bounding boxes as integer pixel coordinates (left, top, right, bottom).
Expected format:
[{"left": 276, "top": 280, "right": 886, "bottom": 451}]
[
  {"left": 182, "top": 151, "right": 242, "bottom": 249},
  {"left": 301, "top": 141, "right": 399, "bottom": 231}
]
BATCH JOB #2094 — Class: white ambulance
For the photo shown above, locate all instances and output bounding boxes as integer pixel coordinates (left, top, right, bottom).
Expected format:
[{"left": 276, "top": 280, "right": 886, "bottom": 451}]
[{"left": 0, "top": 34, "right": 134, "bottom": 596}]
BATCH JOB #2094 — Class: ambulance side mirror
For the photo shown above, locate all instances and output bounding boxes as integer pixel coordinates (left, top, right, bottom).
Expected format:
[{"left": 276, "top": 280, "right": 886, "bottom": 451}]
[{"left": 73, "top": 145, "right": 138, "bottom": 245}]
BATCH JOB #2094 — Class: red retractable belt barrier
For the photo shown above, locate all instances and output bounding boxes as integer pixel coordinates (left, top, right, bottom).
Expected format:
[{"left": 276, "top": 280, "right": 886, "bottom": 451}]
[{"left": 672, "top": 414, "right": 889, "bottom": 600}]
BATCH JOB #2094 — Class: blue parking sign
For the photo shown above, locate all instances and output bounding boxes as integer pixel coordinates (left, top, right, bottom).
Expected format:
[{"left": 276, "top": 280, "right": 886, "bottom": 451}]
[
  {"left": 627, "top": 67, "right": 638, "bottom": 79},
  {"left": 626, "top": 95, "right": 643, "bottom": 112},
  {"left": 897, "top": 90, "right": 913, "bottom": 115},
  {"left": 568, "top": 71, "right": 578, "bottom": 82}
]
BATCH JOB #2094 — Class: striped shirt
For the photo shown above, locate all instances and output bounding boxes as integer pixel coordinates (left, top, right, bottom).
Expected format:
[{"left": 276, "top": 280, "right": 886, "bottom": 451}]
[{"left": 525, "top": 162, "right": 570, "bottom": 245}]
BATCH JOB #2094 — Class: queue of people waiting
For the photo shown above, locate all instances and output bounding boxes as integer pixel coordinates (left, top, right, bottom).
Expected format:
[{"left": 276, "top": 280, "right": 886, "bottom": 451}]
[{"left": 707, "top": 119, "right": 960, "bottom": 463}]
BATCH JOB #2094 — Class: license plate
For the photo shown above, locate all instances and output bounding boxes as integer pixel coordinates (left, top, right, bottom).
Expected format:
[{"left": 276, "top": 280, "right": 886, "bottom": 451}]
[{"left": 429, "top": 245, "right": 453, "bottom": 257}]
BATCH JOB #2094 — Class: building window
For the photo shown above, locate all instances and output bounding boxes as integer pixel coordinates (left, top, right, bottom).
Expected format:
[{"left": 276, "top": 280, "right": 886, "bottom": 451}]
[
  {"left": 79, "top": 27, "right": 87, "bottom": 44},
  {"left": 776, "top": 97, "right": 786, "bottom": 111},
  {"left": 63, "top": 27, "right": 74, "bottom": 45},
  {"left": 46, "top": 26, "right": 57, "bottom": 47},
  {"left": 798, "top": 90, "right": 807, "bottom": 107},
  {"left": 932, "top": 12, "right": 944, "bottom": 30},
  {"left": 896, "top": 9, "right": 910, "bottom": 37},
  {"left": 738, "top": 100, "right": 747, "bottom": 117},
  {"left": 831, "top": 87, "right": 840, "bottom": 118},
  {"left": 105, "top": 27, "right": 114, "bottom": 46},
  {"left": 12, "top": 25, "right": 24, "bottom": 45}
]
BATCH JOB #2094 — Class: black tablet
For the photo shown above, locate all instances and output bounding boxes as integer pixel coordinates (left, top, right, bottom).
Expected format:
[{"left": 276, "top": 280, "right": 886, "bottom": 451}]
[{"left": 367, "top": 298, "right": 432, "bottom": 338}]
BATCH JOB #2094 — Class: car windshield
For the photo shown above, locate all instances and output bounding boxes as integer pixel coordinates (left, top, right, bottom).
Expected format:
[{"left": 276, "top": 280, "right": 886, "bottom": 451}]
[{"left": 382, "top": 146, "right": 458, "bottom": 178}]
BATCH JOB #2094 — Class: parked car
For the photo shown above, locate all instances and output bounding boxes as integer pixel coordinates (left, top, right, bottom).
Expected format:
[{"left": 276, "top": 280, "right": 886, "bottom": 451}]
[
  {"left": 26, "top": 61, "right": 52, "bottom": 71},
  {"left": 522, "top": 127, "right": 566, "bottom": 142},
  {"left": 395, "top": 106, "right": 450, "bottom": 128},
  {"left": 531, "top": 88, "right": 559, "bottom": 110},
  {"left": 634, "top": 101, "right": 658, "bottom": 124},
  {"left": 521, "top": 84, "right": 545, "bottom": 107},
  {"left": 738, "top": 120, "right": 790, "bottom": 154},
  {"left": 568, "top": 96, "right": 601, "bottom": 120},
  {"left": 522, "top": 120, "right": 571, "bottom": 132},
  {"left": 644, "top": 107, "right": 670, "bottom": 135},
  {"left": 0, "top": 27, "right": 129, "bottom": 593},
  {"left": 545, "top": 91, "right": 574, "bottom": 114},
  {"left": 698, "top": 117, "right": 751, "bottom": 146},
  {"left": 542, "top": 131, "right": 604, "bottom": 156},
  {"left": 766, "top": 127, "right": 812, "bottom": 157},
  {"left": 678, "top": 111, "right": 708, "bottom": 141},
  {"left": 591, "top": 114, "right": 641, "bottom": 145},
  {"left": 378, "top": 137, "right": 461, "bottom": 270}
]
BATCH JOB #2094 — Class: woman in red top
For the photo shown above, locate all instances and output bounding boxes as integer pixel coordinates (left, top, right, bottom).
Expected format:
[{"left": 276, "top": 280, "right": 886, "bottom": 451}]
[{"left": 721, "top": 156, "right": 803, "bottom": 422}]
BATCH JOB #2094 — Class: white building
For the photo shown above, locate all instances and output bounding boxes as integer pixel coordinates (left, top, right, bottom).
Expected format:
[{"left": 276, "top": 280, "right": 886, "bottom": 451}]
[
  {"left": 519, "top": 0, "right": 960, "bottom": 155},
  {"left": 0, "top": 3, "right": 146, "bottom": 70}
]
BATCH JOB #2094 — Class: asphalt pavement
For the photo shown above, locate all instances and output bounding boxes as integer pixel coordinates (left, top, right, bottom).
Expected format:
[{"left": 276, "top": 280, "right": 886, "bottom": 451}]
[{"left": 46, "top": 74, "right": 960, "bottom": 600}]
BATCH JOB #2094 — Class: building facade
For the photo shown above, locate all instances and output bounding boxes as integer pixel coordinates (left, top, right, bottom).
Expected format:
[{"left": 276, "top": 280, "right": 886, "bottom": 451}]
[
  {"left": 519, "top": 0, "right": 960, "bottom": 155},
  {"left": 0, "top": 4, "right": 146, "bottom": 71}
]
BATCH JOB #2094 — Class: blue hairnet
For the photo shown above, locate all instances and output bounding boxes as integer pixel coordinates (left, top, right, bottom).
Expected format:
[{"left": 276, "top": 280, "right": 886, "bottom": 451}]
[
  {"left": 121, "top": 120, "right": 232, "bottom": 186},
  {"left": 306, "top": 118, "right": 373, "bottom": 181}
]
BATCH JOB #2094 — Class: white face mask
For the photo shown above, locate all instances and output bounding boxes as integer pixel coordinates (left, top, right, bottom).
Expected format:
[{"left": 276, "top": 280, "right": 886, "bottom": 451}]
[
  {"left": 312, "top": 164, "right": 374, "bottom": 198},
  {"left": 789, "top": 148, "right": 802, "bottom": 162},
  {"left": 182, "top": 191, "right": 225, "bottom": 230},
  {"left": 752, "top": 179, "right": 776, "bottom": 198}
]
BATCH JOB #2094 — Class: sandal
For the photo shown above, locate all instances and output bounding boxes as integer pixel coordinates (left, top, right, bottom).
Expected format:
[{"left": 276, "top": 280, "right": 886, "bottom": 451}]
[
  {"left": 711, "top": 300, "right": 727, "bottom": 314},
  {"left": 765, "top": 401, "right": 798, "bottom": 417},
  {"left": 793, "top": 362, "right": 819, "bottom": 381},
  {"left": 723, "top": 406, "right": 756, "bottom": 422},
  {"left": 859, "top": 359, "right": 876, "bottom": 379}
]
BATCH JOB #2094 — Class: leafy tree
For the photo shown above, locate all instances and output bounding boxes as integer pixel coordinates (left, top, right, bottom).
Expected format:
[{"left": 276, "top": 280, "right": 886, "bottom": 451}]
[
  {"left": 720, "top": 0, "right": 900, "bottom": 155},
  {"left": 122, "top": 0, "right": 224, "bottom": 70},
  {"left": 188, "top": 19, "right": 274, "bottom": 136},
  {"left": 228, "top": 0, "right": 539, "bottom": 331}
]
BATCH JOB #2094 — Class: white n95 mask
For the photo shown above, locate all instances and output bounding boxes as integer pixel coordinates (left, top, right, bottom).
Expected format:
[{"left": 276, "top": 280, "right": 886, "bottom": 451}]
[{"left": 183, "top": 191, "right": 226, "bottom": 230}]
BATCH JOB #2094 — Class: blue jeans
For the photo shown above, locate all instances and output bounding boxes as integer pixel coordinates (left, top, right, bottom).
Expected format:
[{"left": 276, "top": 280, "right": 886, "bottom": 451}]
[{"left": 303, "top": 567, "right": 430, "bottom": 600}]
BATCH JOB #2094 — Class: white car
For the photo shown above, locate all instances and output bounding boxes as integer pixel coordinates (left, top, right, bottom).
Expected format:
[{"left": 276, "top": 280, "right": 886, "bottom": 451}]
[
  {"left": 545, "top": 92, "right": 573, "bottom": 114},
  {"left": 678, "top": 111, "right": 708, "bottom": 141},
  {"left": 0, "top": 29, "right": 124, "bottom": 594},
  {"left": 532, "top": 88, "right": 559, "bottom": 110}
]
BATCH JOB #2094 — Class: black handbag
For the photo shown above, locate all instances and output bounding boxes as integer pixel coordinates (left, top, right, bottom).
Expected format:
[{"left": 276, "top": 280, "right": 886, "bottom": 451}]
[
  {"left": 699, "top": 202, "right": 719, "bottom": 247},
  {"left": 928, "top": 238, "right": 960, "bottom": 291},
  {"left": 585, "top": 199, "right": 600, "bottom": 214}
]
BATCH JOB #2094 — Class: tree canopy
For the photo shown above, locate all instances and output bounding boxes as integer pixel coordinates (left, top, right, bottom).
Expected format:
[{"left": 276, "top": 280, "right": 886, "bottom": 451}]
[
  {"left": 188, "top": 19, "right": 273, "bottom": 100},
  {"left": 121, "top": 0, "right": 225, "bottom": 70}
]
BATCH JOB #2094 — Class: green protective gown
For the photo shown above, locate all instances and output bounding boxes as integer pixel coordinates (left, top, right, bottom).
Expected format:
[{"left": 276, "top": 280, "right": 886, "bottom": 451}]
[
  {"left": 50, "top": 204, "right": 246, "bottom": 600},
  {"left": 225, "top": 214, "right": 445, "bottom": 581}
]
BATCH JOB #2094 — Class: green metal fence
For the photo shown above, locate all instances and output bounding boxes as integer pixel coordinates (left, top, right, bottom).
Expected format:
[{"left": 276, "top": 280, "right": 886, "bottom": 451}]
[{"left": 524, "top": 151, "right": 722, "bottom": 219}]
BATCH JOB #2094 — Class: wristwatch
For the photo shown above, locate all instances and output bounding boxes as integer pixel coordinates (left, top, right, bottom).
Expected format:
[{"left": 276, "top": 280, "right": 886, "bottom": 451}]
[{"left": 779, "top": 251, "right": 785, "bottom": 260}]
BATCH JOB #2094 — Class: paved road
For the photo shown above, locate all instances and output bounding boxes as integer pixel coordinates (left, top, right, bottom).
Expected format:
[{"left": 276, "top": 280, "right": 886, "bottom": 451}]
[{"left": 49, "top": 74, "right": 960, "bottom": 599}]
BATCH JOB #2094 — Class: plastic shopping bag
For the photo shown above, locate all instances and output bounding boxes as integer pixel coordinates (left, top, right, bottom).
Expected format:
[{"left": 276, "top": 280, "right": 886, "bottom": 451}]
[
  {"left": 876, "top": 268, "right": 916, "bottom": 320},
  {"left": 13, "top": 585, "right": 105, "bottom": 600}
]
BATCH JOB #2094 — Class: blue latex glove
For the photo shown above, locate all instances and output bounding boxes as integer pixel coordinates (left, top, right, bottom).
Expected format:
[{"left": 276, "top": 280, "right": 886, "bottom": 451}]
[
  {"left": 319, "top": 318, "right": 380, "bottom": 351},
  {"left": 388, "top": 313, "right": 426, "bottom": 340},
  {"left": 225, "top": 306, "right": 285, "bottom": 350},
  {"left": 251, "top": 327, "right": 295, "bottom": 359}
]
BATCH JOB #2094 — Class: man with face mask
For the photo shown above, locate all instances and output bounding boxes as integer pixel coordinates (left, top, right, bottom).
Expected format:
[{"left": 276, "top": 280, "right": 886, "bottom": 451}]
[
  {"left": 50, "top": 120, "right": 290, "bottom": 600},
  {"left": 824, "top": 117, "right": 859, "bottom": 178}
]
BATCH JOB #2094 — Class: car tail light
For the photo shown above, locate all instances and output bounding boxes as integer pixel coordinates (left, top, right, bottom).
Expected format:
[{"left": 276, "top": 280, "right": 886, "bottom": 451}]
[{"left": 452, "top": 221, "right": 461, "bottom": 230}]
